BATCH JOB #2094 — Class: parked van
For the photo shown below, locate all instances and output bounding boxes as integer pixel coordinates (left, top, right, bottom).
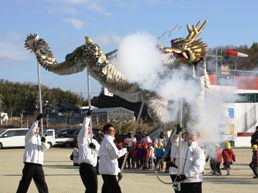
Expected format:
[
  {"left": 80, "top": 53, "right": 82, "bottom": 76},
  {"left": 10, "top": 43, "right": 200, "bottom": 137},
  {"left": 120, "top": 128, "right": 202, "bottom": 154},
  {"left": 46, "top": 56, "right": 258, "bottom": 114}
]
[{"left": 0, "top": 128, "right": 28, "bottom": 149}]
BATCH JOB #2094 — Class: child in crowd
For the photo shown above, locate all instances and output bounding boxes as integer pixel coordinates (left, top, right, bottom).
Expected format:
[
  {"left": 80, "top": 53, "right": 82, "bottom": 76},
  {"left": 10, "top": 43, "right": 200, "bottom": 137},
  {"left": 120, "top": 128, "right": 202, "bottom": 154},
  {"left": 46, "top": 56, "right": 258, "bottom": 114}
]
[
  {"left": 222, "top": 142, "right": 236, "bottom": 175},
  {"left": 130, "top": 144, "right": 138, "bottom": 169},
  {"left": 214, "top": 144, "right": 222, "bottom": 175},
  {"left": 137, "top": 143, "right": 143, "bottom": 169},
  {"left": 155, "top": 142, "right": 165, "bottom": 172},
  {"left": 206, "top": 144, "right": 222, "bottom": 175},
  {"left": 205, "top": 144, "right": 216, "bottom": 174},
  {"left": 249, "top": 144, "right": 258, "bottom": 178},
  {"left": 148, "top": 142, "right": 155, "bottom": 169},
  {"left": 117, "top": 142, "right": 124, "bottom": 169},
  {"left": 142, "top": 143, "right": 150, "bottom": 170},
  {"left": 124, "top": 141, "right": 131, "bottom": 169}
]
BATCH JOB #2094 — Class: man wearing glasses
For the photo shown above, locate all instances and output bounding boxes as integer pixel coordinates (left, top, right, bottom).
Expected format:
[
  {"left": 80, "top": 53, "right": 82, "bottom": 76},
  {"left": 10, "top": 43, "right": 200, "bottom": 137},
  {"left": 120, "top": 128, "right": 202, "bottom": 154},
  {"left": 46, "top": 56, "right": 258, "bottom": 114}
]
[
  {"left": 170, "top": 128, "right": 205, "bottom": 193},
  {"left": 99, "top": 124, "right": 127, "bottom": 193}
]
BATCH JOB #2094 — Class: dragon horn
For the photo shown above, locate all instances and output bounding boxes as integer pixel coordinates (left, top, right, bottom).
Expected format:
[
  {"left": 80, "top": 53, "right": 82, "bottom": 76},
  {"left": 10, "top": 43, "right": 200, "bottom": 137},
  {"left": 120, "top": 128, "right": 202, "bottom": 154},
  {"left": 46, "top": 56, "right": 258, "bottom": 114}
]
[{"left": 85, "top": 36, "right": 93, "bottom": 43}]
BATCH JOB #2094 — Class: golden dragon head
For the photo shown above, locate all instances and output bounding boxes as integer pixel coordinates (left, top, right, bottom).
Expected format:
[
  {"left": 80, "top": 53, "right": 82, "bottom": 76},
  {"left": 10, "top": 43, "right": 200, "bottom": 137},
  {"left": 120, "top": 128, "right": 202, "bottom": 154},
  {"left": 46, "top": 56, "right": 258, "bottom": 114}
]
[
  {"left": 24, "top": 34, "right": 40, "bottom": 50},
  {"left": 161, "top": 20, "right": 208, "bottom": 65}
]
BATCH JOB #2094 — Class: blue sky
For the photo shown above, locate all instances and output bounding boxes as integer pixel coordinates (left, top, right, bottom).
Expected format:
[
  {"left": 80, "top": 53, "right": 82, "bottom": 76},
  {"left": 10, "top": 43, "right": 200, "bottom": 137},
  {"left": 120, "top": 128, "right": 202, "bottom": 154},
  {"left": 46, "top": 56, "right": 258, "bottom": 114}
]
[{"left": 0, "top": 0, "right": 258, "bottom": 99}]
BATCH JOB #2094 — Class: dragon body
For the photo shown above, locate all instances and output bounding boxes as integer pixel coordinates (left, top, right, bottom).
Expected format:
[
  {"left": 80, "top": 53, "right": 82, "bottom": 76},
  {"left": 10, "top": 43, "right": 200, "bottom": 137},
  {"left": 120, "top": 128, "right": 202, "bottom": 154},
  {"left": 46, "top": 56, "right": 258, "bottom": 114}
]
[{"left": 25, "top": 20, "right": 214, "bottom": 130}]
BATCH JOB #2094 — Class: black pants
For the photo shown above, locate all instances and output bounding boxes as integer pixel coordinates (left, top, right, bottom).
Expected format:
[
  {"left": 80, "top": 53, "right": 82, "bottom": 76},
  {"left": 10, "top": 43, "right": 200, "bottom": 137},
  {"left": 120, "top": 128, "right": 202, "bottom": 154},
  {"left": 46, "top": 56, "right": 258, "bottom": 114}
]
[
  {"left": 223, "top": 162, "right": 232, "bottom": 170},
  {"left": 79, "top": 163, "right": 98, "bottom": 193},
  {"left": 210, "top": 162, "right": 215, "bottom": 171},
  {"left": 249, "top": 162, "right": 258, "bottom": 176},
  {"left": 214, "top": 162, "right": 221, "bottom": 174},
  {"left": 126, "top": 156, "right": 131, "bottom": 168},
  {"left": 118, "top": 158, "right": 124, "bottom": 169},
  {"left": 142, "top": 158, "right": 149, "bottom": 170},
  {"left": 16, "top": 163, "right": 48, "bottom": 193},
  {"left": 101, "top": 174, "right": 121, "bottom": 193},
  {"left": 170, "top": 174, "right": 202, "bottom": 193},
  {"left": 96, "top": 157, "right": 100, "bottom": 174}
]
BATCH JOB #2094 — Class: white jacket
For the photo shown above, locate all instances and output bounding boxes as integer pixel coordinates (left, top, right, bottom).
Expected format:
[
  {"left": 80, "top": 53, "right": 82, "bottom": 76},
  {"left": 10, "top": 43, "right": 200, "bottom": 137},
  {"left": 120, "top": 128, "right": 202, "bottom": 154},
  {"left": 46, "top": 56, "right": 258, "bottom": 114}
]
[
  {"left": 140, "top": 136, "right": 152, "bottom": 144},
  {"left": 154, "top": 137, "right": 167, "bottom": 149},
  {"left": 124, "top": 137, "right": 137, "bottom": 147},
  {"left": 99, "top": 134, "right": 127, "bottom": 175},
  {"left": 23, "top": 121, "right": 50, "bottom": 165},
  {"left": 77, "top": 117, "right": 100, "bottom": 167},
  {"left": 170, "top": 132, "right": 205, "bottom": 183}
]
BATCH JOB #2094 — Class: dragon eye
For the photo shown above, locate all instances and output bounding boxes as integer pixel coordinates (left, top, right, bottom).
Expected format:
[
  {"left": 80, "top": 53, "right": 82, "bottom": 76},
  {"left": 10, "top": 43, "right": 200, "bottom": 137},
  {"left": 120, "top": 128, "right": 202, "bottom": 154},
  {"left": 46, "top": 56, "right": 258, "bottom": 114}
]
[{"left": 178, "top": 45, "right": 184, "bottom": 49}]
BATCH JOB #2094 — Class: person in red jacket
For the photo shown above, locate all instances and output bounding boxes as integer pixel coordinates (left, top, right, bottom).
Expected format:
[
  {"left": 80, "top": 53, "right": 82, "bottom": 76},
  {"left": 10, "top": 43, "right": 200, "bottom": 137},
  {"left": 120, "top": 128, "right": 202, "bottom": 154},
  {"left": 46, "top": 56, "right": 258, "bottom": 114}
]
[
  {"left": 205, "top": 144, "right": 222, "bottom": 176},
  {"left": 130, "top": 144, "right": 138, "bottom": 169},
  {"left": 214, "top": 144, "right": 222, "bottom": 175},
  {"left": 222, "top": 142, "right": 236, "bottom": 175},
  {"left": 249, "top": 144, "right": 258, "bottom": 178},
  {"left": 142, "top": 143, "right": 150, "bottom": 170}
]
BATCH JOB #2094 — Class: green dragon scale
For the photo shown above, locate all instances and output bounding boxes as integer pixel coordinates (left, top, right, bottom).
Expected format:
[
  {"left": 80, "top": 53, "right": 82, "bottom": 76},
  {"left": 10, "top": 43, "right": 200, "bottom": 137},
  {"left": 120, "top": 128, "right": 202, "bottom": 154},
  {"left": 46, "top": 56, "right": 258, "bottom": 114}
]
[{"left": 25, "top": 21, "right": 210, "bottom": 130}]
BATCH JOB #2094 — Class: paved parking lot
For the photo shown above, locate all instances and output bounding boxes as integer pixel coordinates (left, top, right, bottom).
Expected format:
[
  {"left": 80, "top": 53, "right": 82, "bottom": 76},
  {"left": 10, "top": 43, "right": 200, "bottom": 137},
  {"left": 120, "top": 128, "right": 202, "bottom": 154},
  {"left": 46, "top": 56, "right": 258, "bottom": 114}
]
[{"left": 0, "top": 147, "right": 257, "bottom": 193}]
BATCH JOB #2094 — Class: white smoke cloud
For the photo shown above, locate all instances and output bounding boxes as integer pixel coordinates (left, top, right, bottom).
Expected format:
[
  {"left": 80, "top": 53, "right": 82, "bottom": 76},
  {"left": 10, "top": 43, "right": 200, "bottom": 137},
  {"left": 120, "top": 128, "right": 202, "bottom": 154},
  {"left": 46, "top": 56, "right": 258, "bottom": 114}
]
[
  {"left": 114, "top": 32, "right": 238, "bottom": 144},
  {"left": 115, "top": 32, "right": 201, "bottom": 121},
  {"left": 116, "top": 32, "right": 163, "bottom": 90}
]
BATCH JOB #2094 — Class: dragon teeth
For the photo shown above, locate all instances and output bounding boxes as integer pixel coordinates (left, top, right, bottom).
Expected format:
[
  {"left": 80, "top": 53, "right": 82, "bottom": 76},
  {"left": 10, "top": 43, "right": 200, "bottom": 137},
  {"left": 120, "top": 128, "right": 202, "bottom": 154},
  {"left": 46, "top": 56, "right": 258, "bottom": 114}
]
[{"left": 182, "top": 52, "right": 188, "bottom": 59}]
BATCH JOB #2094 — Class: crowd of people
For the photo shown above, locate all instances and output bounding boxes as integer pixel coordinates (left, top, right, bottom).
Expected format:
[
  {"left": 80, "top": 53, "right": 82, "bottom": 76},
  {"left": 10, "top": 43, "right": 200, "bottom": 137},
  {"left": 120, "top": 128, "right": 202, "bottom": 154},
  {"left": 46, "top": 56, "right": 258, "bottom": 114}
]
[
  {"left": 116, "top": 131, "right": 167, "bottom": 171},
  {"left": 72, "top": 128, "right": 168, "bottom": 172},
  {"left": 16, "top": 113, "right": 258, "bottom": 193},
  {"left": 205, "top": 142, "right": 236, "bottom": 176}
]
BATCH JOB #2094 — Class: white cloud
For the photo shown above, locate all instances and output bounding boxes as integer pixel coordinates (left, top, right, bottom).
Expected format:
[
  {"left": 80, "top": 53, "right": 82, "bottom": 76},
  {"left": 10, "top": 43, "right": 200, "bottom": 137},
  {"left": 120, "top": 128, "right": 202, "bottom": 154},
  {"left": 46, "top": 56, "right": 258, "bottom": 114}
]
[
  {"left": 44, "top": 5, "right": 78, "bottom": 15},
  {"left": 0, "top": 32, "right": 32, "bottom": 63},
  {"left": 60, "top": 7, "right": 79, "bottom": 14},
  {"left": 47, "top": 0, "right": 113, "bottom": 17},
  {"left": 64, "top": 18, "right": 85, "bottom": 30},
  {"left": 95, "top": 32, "right": 122, "bottom": 47}
]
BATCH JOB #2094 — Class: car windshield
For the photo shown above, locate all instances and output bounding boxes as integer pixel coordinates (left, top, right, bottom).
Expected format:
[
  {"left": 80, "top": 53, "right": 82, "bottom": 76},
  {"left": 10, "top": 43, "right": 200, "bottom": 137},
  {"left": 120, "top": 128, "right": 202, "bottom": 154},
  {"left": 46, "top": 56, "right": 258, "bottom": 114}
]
[
  {"left": 0, "top": 129, "right": 7, "bottom": 135},
  {"left": 73, "top": 130, "right": 80, "bottom": 135},
  {"left": 56, "top": 129, "right": 68, "bottom": 137}
]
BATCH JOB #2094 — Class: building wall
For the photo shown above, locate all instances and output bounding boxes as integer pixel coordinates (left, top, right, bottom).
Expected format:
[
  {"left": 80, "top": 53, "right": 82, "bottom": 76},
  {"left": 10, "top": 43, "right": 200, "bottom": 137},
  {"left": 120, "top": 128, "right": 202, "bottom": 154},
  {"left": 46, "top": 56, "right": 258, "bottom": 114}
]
[
  {"left": 207, "top": 75, "right": 258, "bottom": 147},
  {"left": 92, "top": 113, "right": 107, "bottom": 124},
  {"left": 43, "top": 107, "right": 59, "bottom": 114},
  {"left": 220, "top": 103, "right": 258, "bottom": 147},
  {"left": 107, "top": 108, "right": 134, "bottom": 122}
]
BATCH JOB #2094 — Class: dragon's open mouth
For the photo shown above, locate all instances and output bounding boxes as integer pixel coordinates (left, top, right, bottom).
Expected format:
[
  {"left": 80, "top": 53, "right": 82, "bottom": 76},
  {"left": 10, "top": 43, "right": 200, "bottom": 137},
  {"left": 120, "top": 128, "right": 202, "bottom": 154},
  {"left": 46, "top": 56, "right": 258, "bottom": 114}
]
[
  {"left": 174, "top": 51, "right": 189, "bottom": 61},
  {"left": 162, "top": 50, "right": 191, "bottom": 65},
  {"left": 162, "top": 47, "right": 191, "bottom": 64}
]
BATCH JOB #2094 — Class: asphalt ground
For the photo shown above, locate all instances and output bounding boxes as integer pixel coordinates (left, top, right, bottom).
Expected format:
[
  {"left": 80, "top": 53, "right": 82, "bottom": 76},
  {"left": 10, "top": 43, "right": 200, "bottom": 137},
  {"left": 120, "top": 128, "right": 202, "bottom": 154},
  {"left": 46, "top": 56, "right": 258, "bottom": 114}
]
[{"left": 0, "top": 147, "right": 257, "bottom": 193}]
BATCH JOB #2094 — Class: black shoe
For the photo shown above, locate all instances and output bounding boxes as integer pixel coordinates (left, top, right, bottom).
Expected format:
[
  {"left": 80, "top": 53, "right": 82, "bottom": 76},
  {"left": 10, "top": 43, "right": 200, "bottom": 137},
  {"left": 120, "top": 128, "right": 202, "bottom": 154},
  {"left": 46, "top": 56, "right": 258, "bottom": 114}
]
[{"left": 253, "top": 175, "right": 257, "bottom": 179}]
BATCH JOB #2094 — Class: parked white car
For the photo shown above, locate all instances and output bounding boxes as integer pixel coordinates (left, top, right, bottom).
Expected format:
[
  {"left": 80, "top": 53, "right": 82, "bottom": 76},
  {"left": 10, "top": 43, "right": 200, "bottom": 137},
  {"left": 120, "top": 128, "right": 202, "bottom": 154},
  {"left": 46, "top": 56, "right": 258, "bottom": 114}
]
[{"left": 0, "top": 128, "right": 28, "bottom": 149}]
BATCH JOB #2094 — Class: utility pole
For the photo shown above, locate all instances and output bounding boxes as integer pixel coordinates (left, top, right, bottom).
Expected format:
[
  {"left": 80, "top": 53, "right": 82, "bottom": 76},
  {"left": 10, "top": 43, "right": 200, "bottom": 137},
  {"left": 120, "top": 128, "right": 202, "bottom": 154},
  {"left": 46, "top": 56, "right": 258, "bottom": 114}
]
[
  {"left": 20, "top": 110, "right": 24, "bottom": 128},
  {"left": 26, "top": 115, "right": 29, "bottom": 128},
  {"left": 35, "top": 93, "right": 39, "bottom": 111},
  {"left": 46, "top": 114, "right": 49, "bottom": 128},
  {"left": 95, "top": 115, "right": 99, "bottom": 126},
  {"left": 80, "top": 92, "right": 83, "bottom": 117},
  {"left": 0, "top": 95, "right": 2, "bottom": 112},
  {"left": 10, "top": 108, "right": 12, "bottom": 125},
  {"left": 0, "top": 95, "right": 2, "bottom": 124}
]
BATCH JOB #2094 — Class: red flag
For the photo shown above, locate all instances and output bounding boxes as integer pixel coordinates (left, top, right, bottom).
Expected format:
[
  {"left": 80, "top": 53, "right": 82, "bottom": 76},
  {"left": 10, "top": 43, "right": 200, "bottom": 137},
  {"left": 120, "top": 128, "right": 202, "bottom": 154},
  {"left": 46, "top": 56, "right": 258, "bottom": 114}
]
[{"left": 226, "top": 49, "right": 248, "bottom": 57}]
